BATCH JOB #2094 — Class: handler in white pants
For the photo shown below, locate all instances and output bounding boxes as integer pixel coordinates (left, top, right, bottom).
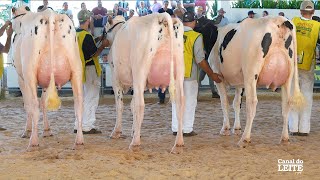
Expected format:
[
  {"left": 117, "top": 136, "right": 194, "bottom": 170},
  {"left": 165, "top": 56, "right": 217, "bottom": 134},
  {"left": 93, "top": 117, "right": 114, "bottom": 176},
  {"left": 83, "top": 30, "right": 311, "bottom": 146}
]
[
  {"left": 172, "top": 12, "right": 222, "bottom": 136},
  {"left": 289, "top": 1, "right": 320, "bottom": 136}
]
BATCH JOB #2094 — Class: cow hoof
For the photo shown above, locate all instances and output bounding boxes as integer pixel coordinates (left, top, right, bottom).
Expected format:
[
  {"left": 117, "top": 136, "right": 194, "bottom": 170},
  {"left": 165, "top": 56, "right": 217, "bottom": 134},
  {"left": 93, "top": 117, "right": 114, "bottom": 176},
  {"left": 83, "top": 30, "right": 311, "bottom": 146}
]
[
  {"left": 129, "top": 144, "right": 141, "bottom": 152},
  {"left": 72, "top": 143, "right": 84, "bottom": 150},
  {"left": 110, "top": 131, "right": 122, "bottom": 139},
  {"left": 220, "top": 128, "right": 231, "bottom": 136},
  {"left": 170, "top": 144, "right": 184, "bottom": 154},
  {"left": 27, "top": 144, "right": 40, "bottom": 152},
  {"left": 237, "top": 139, "right": 251, "bottom": 148},
  {"left": 42, "top": 130, "right": 53, "bottom": 137},
  {"left": 232, "top": 128, "right": 242, "bottom": 135},
  {"left": 21, "top": 130, "right": 31, "bottom": 138},
  {"left": 280, "top": 138, "right": 290, "bottom": 145}
]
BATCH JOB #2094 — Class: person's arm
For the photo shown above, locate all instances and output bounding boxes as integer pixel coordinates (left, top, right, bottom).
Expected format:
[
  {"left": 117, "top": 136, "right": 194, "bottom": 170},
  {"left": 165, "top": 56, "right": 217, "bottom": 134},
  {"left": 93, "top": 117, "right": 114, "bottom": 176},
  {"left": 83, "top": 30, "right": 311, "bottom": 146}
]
[
  {"left": 0, "top": 21, "right": 11, "bottom": 37},
  {"left": 194, "top": 35, "right": 222, "bottom": 83},
  {"left": 3, "top": 26, "right": 13, "bottom": 53}
]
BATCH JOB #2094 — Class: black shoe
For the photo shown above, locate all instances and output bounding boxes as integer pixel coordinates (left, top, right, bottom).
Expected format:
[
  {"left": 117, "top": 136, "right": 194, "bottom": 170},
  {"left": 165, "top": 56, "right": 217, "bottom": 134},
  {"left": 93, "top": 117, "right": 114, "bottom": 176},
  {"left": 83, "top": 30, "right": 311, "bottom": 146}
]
[
  {"left": 0, "top": 127, "right": 6, "bottom": 131},
  {"left": 290, "top": 132, "right": 299, "bottom": 136},
  {"left": 212, "top": 93, "right": 220, "bottom": 98},
  {"left": 74, "top": 128, "right": 102, "bottom": 134},
  {"left": 158, "top": 99, "right": 165, "bottom": 104},
  {"left": 183, "top": 131, "right": 197, "bottom": 137},
  {"left": 298, "top": 132, "right": 309, "bottom": 136}
]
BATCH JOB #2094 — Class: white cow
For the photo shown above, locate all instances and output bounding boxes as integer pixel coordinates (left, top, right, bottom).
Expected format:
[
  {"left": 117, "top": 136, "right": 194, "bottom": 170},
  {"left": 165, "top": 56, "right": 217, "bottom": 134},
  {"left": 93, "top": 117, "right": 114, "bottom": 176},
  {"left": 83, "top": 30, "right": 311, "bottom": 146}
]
[
  {"left": 10, "top": 6, "right": 84, "bottom": 150},
  {"left": 209, "top": 16, "right": 305, "bottom": 147},
  {"left": 105, "top": 14, "right": 185, "bottom": 153}
]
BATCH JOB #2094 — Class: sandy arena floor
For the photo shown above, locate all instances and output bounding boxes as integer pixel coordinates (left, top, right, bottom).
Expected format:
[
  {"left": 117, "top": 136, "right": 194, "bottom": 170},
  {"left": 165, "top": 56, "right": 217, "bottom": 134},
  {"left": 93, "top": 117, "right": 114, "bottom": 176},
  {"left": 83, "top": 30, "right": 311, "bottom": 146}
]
[{"left": 0, "top": 91, "right": 319, "bottom": 179}]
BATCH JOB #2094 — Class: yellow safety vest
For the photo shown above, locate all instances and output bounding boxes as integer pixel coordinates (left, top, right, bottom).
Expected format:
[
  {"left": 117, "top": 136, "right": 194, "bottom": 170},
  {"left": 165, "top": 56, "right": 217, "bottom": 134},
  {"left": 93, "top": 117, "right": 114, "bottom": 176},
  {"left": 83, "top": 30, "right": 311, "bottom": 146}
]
[
  {"left": 183, "top": 30, "right": 201, "bottom": 78},
  {"left": 0, "top": 53, "right": 3, "bottom": 80},
  {"left": 76, "top": 29, "right": 102, "bottom": 82},
  {"left": 292, "top": 17, "right": 320, "bottom": 71}
]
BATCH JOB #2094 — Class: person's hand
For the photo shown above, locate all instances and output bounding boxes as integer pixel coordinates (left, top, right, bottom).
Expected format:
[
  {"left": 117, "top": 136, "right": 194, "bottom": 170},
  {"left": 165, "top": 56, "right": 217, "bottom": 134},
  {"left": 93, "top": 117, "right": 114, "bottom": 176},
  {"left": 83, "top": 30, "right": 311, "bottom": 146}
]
[
  {"left": 5, "top": 20, "right": 11, "bottom": 26},
  {"left": 6, "top": 25, "right": 13, "bottom": 37},
  {"left": 210, "top": 73, "right": 223, "bottom": 83},
  {"left": 101, "top": 39, "right": 109, "bottom": 48}
]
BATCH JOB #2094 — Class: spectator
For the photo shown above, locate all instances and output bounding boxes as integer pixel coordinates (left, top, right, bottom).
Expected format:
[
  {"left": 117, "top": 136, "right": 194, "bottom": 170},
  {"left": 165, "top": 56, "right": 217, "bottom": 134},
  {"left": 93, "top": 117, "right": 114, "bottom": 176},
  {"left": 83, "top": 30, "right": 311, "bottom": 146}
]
[
  {"left": 81, "top": 2, "right": 87, "bottom": 11},
  {"left": 183, "top": 0, "right": 195, "bottom": 13},
  {"left": 59, "top": 2, "right": 73, "bottom": 20},
  {"left": 247, "top": 10, "right": 256, "bottom": 19},
  {"left": 138, "top": 1, "right": 149, "bottom": 16},
  {"left": 195, "top": 6, "right": 204, "bottom": 19},
  {"left": 195, "top": 0, "right": 208, "bottom": 14},
  {"left": 289, "top": 0, "right": 320, "bottom": 136},
  {"left": 91, "top": 0, "right": 108, "bottom": 38},
  {"left": 119, "top": 0, "right": 129, "bottom": 18},
  {"left": 0, "top": 21, "right": 13, "bottom": 131},
  {"left": 37, "top": 0, "right": 53, "bottom": 12},
  {"left": 262, "top": 10, "right": 269, "bottom": 17},
  {"left": 172, "top": 12, "right": 222, "bottom": 136},
  {"left": 173, "top": 1, "right": 187, "bottom": 20},
  {"left": 136, "top": 0, "right": 151, "bottom": 13},
  {"left": 171, "top": 0, "right": 177, "bottom": 10},
  {"left": 215, "top": 8, "right": 229, "bottom": 27},
  {"left": 151, "top": 0, "right": 162, "bottom": 13},
  {"left": 113, "top": 3, "right": 119, "bottom": 17},
  {"left": 158, "top": 0, "right": 174, "bottom": 17},
  {"left": 75, "top": 10, "right": 109, "bottom": 134},
  {"left": 127, "top": 9, "right": 135, "bottom": 20}
]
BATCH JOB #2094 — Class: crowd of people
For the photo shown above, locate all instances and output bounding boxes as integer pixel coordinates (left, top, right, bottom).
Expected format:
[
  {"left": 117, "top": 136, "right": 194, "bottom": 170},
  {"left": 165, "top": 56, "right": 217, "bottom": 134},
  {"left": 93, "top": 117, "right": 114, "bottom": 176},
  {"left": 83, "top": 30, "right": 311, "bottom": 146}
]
[{"left": 0, "top": 0, "right": 319, "bottom": 138}]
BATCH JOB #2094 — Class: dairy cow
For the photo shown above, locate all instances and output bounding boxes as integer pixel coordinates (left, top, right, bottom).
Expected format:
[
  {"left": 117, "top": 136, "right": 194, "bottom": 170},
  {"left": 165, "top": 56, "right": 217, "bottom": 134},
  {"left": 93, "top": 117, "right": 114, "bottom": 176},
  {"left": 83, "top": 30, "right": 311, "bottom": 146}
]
[
  {"left": 10, "top": 6, "right": 84, "bottom": 150},
  {"left": 209, "top": 16, "right": 305, "bottom": 147}
]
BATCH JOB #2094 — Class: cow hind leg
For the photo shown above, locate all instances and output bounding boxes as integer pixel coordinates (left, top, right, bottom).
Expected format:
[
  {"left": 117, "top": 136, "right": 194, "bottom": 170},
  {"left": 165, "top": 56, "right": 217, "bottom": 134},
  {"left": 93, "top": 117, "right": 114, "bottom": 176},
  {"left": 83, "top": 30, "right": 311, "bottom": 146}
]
[
  {"left": 232, "top": 87, "right": 243, "bottom": 135},
  {"left": 238, "top": 81, "right": 258, "bottom": 148},
  {"left": 216, "top": 82, "right": 231, "bottom": 136},
  {"left": 110, "top": 84, "right": 124, "bottom": 139},
  {"left": 26, "top": 84, "right": 40, "bottom": 151},
  {"left": 71, "top": 74, "right": 84, "bottom": 149},
  {"left": 280, "top": 82, "right": 291, "bottom": 144},
  {"left": 129, "top": 85, "right": 145, "bottom": 152},
  {"left": 40, "top": 90, "right": 53, "bottom": 137},
  {"left": 19, "top": 76, "right": 32, "bottom": 138}
]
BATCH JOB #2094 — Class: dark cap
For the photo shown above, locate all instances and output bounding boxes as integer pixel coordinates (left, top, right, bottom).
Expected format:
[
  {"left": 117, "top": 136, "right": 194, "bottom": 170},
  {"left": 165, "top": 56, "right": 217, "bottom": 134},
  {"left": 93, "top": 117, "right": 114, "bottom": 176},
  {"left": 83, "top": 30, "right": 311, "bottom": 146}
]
[
  {"left": 183, "top": 11, "right": 195, "bottom": 22},
  {"left": 248, "top": 10, "right": 256, "bottom": 15}
]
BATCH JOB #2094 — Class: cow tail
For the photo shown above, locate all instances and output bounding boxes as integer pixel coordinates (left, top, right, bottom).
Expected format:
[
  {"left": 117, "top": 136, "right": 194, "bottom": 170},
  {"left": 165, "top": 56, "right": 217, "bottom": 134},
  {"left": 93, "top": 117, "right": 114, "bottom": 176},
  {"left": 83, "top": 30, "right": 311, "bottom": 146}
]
[
  {"left": 168, "top": 14, "right": 176, "bottom": 104},
  {"left": 45, "top": 12, "right": 61, "bottom": 111},
  {"left": 289, "top": 23, "right": 305, "bottom": 111}
]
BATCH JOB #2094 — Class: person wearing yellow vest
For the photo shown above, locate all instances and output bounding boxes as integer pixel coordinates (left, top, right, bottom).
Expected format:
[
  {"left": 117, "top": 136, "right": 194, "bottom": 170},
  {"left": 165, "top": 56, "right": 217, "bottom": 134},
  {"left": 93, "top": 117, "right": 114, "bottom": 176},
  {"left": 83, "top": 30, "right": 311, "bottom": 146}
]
[
  {"left": 74, "top": 10, "right": 109, "bottom": 134},
  {"left": 0, "top": 21, "right": 13, "bottom": 131},
  {"left": 289, "top": 0, "right": 320, "bottom": 136},
  {"left": 172, "top": 11, "right": 222, "bottom": 136}
]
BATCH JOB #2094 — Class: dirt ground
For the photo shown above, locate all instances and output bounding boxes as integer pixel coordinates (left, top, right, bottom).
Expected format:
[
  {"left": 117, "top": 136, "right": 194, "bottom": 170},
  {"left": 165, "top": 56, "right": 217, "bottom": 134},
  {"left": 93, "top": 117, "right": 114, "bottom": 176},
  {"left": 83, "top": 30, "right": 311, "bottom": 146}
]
[{"left": 0, "top": 91, "right": 319, "bottom": 179}]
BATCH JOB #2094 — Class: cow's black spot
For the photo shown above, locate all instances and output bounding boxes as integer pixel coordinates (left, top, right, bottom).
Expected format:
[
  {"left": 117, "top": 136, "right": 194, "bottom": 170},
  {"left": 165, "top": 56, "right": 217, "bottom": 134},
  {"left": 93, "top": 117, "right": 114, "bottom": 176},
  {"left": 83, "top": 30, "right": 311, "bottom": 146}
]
[
  {"left": 69, "top": 25, "right": 72, "bottom": 30},
  {"left": 159, "top": 28, "right": 162, "bottom": 33},
  {"left": 13, "top": 34, "right": 17, "bottom": 43},
  {"left": 288, "top": 48, "right": 293, "bottom": 58},
  {"left": 20, "top": 22, "right": 22, "bottom": 27},
  {"left": 277, "top": 25, "right": 280, "bottom": 28},
  {"left": 62, "top": 35, "right": 66, "bottom": 38},
  {"left": 285, "top": 35, "right": 292, "bottom": 49},
  {"left": 45, "top": 21, "right": 48, "bottom": 25},
  {"left": 61, "top": 18, "right": 64, "bottom": 22},
  {"left": 35, "top": 26, "right": 38, "bottom": 35},
  {"left": 25, "top": 6, "right": 30, "bottom": 11},
  {"left": 120, "top": 98, "right": 123, "bottom": 101},
  {"left": 175, "top": 32, "right": 178, "bottom": 38},
  {"left": 219, "top": 29, "right": 237, "bottom": 63},
  {"left": 240, "top": 88, "right": 244, "bottom": 109},
  {"left": 261, "top": 33, "right": 272, "bottom": 58},
  {"left": 68, "top": 30, "right": 71, "bottom": 34},
  {"left": 255, "top": 74, "right": 258, "bottom": 80},
  {"left": 39, "top": 50, "right": 41, "bottom": 54},
  {"left": 53, "top": 22, "right": 55, "bottom": 25},
  {"left": 75, "top": 36, "right": 76, "bottom": 42},
  {"left": 158, "top": 37, "right": 160, "bottom": 40},
  {"left": 40, "top": 19, "right": 43, "bottom": 24},
  {"left": 45, "top": 35, "right": 47, "bottom": 39},
  {"left": 150, "top": 48, "right": 152, "bottom": 52},
  {"left": 173, "top": 26, "right": 176, "bottom": 30},
  {"left": 283, "top": 20, "right": 293, "bottom": 30},
  {"left": 31, "top": 30, "right": 32, "bottom": 36}
]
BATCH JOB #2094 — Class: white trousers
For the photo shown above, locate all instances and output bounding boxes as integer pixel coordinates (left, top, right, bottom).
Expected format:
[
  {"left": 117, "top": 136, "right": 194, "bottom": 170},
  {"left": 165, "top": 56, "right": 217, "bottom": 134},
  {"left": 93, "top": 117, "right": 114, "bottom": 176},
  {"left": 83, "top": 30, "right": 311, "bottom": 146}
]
[
  {"left": 75, "top": 65, "right": 101, "bottom": 131},
  {"left": 172, "top": 80, "right": 198, "bottom": 133},
  {"left": 288, "top": 68, "right": 314, "bottom": 133}
]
